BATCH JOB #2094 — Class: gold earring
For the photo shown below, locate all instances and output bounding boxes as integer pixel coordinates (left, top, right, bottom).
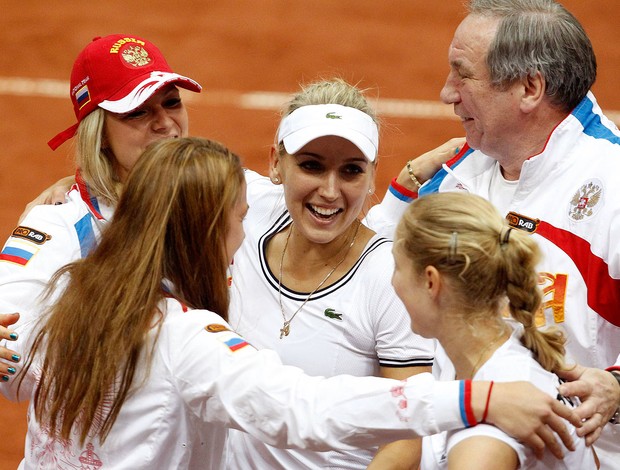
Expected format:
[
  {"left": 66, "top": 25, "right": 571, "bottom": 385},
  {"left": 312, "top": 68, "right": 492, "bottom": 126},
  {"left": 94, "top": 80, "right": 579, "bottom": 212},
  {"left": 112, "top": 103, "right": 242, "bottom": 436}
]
[{"left": 273, "top": 177, "right": 280, "bottom": 184}]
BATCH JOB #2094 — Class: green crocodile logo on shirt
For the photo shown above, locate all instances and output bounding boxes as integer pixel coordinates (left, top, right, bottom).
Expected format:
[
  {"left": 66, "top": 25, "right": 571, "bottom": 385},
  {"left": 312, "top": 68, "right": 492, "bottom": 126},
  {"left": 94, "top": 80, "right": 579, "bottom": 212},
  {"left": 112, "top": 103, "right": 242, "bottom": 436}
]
[
  {"left": 325, "top": 112, "right": 342, "bottom": 120},
  {"left": 324, "top": 308, "right": 343, "bottom": 321}
]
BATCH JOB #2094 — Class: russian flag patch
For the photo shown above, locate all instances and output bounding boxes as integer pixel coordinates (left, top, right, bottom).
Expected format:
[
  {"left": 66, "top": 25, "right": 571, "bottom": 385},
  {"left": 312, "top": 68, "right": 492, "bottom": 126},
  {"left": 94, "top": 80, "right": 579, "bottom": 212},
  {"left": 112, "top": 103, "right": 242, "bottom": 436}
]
[
  {"left": 76, "top": 85, "right": 91, "bottom": 109},
  {"left": 223, "top": 337, "right": 250, "bottom": 352},
  {"left": 0, "top": 239, "right": 39, "bottom": 266},
  {"left": 206, "top": 324, "right": 251, "bottom": 353}
]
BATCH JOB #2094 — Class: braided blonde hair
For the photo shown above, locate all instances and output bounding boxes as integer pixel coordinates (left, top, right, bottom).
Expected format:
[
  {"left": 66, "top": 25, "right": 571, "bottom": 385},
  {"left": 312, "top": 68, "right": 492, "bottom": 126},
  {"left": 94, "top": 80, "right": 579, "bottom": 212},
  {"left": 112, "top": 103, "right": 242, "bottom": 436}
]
[{"left": 395, "top": 192, "right": 566, "bottom": 371}]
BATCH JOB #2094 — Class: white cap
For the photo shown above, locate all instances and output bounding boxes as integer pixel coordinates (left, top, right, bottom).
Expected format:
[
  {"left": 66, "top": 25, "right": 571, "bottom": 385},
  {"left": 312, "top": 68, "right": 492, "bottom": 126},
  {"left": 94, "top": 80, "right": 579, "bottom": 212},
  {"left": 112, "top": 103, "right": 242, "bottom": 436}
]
[{"left": 277, "top": 104, "right": 379, "bottom": 161}]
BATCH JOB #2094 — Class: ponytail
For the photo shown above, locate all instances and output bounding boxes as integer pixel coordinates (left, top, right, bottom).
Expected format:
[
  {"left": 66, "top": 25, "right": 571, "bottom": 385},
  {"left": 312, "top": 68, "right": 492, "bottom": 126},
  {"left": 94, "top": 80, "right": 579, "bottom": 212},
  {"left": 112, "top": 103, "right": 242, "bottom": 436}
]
[
  {"left": 397, "top": 192, "right": 568, "bottom": 373},
  {"left": 501, "top": 228, "right": 567, "bottom": 372}
]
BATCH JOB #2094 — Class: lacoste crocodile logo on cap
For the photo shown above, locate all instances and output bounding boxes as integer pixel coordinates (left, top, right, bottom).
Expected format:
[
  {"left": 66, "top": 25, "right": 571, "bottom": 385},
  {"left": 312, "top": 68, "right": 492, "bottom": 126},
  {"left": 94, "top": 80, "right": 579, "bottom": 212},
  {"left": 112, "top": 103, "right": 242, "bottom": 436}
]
[{"left": 325, "top": 111, "right": 342, "bottom": 119}]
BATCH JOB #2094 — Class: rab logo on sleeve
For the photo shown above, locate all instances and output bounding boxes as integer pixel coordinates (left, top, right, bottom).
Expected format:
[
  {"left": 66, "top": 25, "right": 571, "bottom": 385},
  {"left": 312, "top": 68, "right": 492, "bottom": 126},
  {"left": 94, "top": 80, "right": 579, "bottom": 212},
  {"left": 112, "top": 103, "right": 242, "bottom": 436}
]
[
  {"left": 11, "top": 226, "right": 52, "bottom": 245},
  {"left": 0, "top": 226, "right": 50, "bottom": 266},
  {"left": 506, "top": 212, "right": 540, "bottom": 233}
]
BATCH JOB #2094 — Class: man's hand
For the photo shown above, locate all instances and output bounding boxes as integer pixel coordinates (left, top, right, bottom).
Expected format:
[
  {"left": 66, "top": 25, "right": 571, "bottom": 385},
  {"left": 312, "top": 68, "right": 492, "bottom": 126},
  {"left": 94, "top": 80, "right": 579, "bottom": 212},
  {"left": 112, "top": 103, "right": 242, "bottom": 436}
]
[
  {"left": 557, "top": 364, "right": 620, "bottom": 445},
  {"left": 483, "top": 381, "right": 581, "bottom": 460}
]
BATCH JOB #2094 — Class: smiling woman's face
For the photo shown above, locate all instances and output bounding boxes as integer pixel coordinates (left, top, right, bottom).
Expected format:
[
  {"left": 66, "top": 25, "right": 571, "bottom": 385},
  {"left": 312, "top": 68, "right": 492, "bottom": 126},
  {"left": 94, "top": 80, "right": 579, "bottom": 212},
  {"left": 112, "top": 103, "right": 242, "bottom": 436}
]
[{"left": 272, "top": 135, "right": 375, "bottom": 246}]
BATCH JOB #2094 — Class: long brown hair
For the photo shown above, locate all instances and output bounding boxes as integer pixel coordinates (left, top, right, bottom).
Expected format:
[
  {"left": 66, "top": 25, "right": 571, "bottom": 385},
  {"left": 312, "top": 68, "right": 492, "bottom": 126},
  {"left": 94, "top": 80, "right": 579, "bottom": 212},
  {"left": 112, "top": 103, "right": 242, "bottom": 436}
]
[{"left": 21, "top": 137, "right": 244, "bottom": 444}]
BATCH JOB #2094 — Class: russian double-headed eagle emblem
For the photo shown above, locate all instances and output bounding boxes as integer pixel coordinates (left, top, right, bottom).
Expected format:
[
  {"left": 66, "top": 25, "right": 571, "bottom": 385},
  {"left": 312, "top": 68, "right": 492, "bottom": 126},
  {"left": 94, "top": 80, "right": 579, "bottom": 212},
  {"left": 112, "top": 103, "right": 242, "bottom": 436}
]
[
  {"left": 121, "top": 45, "right": 151, "bottom": 67},
  {"left": 568, "top": 180, "right": 602, "bottom": 221}
]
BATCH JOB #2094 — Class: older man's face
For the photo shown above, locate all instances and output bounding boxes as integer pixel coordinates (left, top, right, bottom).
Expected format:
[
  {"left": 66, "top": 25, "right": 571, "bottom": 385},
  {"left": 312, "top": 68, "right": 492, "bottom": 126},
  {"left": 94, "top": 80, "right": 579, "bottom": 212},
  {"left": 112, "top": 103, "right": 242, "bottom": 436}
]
[{"left": 440, "top": 14, "right": 522, "bottom": 159}]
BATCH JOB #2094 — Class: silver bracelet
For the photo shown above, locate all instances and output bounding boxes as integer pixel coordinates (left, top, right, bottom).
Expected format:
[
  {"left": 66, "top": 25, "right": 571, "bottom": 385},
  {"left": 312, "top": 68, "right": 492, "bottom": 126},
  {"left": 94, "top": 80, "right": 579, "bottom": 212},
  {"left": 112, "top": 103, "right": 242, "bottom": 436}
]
[{"left": 406, "top": 160, "right": 423, "bottom": 190}]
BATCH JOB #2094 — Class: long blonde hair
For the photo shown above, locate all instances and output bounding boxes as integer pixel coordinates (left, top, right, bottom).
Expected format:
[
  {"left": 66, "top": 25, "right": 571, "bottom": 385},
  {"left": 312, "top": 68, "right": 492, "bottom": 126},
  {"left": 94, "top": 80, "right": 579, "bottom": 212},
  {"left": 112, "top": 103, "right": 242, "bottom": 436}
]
[
  {"left": 396, "top": 192, "right": 566, "bottom": 372},
  {"left": 75, "top": 108, "right": 124, "bottom": 205},
  {"left": 22, "top": 137, "right": 244, "bottom": 444}
]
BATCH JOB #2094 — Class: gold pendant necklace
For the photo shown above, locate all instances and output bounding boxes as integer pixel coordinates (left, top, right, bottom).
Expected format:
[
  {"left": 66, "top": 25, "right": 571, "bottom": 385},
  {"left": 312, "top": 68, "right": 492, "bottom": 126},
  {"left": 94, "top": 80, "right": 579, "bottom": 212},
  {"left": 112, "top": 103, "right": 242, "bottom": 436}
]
[{"left": 278, "top": 220, "right": 360, "bottom": 339}]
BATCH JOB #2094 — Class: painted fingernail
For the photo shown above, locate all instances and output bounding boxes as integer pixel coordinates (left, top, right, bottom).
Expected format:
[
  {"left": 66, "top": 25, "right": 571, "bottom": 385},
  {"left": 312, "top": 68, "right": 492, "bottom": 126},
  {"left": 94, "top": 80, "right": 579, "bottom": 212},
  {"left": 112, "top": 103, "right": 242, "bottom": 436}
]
[
  {"left": 454, "top": 147, "right": 460, "bottom": 154},
  {"left": 54, "top": 202, "right": 63, "bottom": 205},
  {"left": 11, "top": 354, "right": 20, "bottom": 362},
  {"left": 7, "top": 367, "right": 16, "bottom": 375},
  {"left": 9, "top": 333, "right": 18, "bottom": 340},
  {"left": 1, "top": 375, "right": 8, "bottom": 382}
]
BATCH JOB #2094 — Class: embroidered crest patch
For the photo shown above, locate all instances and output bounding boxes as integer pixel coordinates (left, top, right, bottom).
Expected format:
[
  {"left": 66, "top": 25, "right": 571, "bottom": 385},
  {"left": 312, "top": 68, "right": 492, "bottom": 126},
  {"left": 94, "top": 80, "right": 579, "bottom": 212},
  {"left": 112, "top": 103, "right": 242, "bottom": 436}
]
[
  {"left": 121, "top": 45, "right": 151, "bottom": 68},
  {"left": 205, "top": 324, "right": 230, "bottom": 333},
  {"left": 568, "top": 179, "right": 603, "bottom": 221}
]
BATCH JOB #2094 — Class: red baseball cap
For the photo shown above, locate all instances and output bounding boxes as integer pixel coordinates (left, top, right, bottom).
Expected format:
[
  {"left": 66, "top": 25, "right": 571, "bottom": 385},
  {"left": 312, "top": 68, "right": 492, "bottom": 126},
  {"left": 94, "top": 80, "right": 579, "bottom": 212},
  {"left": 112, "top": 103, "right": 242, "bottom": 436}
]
[{"left": 48, "top": 34, "right": 202, "bottom": 150}]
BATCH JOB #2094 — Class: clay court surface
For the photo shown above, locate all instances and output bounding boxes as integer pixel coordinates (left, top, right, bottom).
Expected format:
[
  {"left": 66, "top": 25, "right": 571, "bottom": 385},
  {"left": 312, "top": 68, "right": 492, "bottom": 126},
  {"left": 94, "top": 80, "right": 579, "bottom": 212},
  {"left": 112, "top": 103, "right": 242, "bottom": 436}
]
[{"left": 1, "top": 1, "right": 619, "bottom": 466}]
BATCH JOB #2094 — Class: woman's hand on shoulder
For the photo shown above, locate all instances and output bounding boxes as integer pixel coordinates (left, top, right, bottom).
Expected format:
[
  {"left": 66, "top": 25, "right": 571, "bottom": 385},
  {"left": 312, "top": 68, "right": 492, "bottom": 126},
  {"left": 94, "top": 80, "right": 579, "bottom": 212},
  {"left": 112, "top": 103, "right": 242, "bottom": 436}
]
[
  {"left": 481, "top": 381, "right": 581, "bottom": 460},
  {"left": 19, "top": 175, "right": 76, "bottom": 223},
  {"left": 395, "top": 137, "right": 466, "bottom": 192}
]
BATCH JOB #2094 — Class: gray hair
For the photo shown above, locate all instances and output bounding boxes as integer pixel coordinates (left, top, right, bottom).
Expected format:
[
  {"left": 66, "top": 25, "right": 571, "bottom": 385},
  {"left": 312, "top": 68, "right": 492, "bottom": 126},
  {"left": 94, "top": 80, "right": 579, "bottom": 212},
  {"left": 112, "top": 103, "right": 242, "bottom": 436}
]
[{"left": 468, "top": 0, "right": 596, "bottom": 112}]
